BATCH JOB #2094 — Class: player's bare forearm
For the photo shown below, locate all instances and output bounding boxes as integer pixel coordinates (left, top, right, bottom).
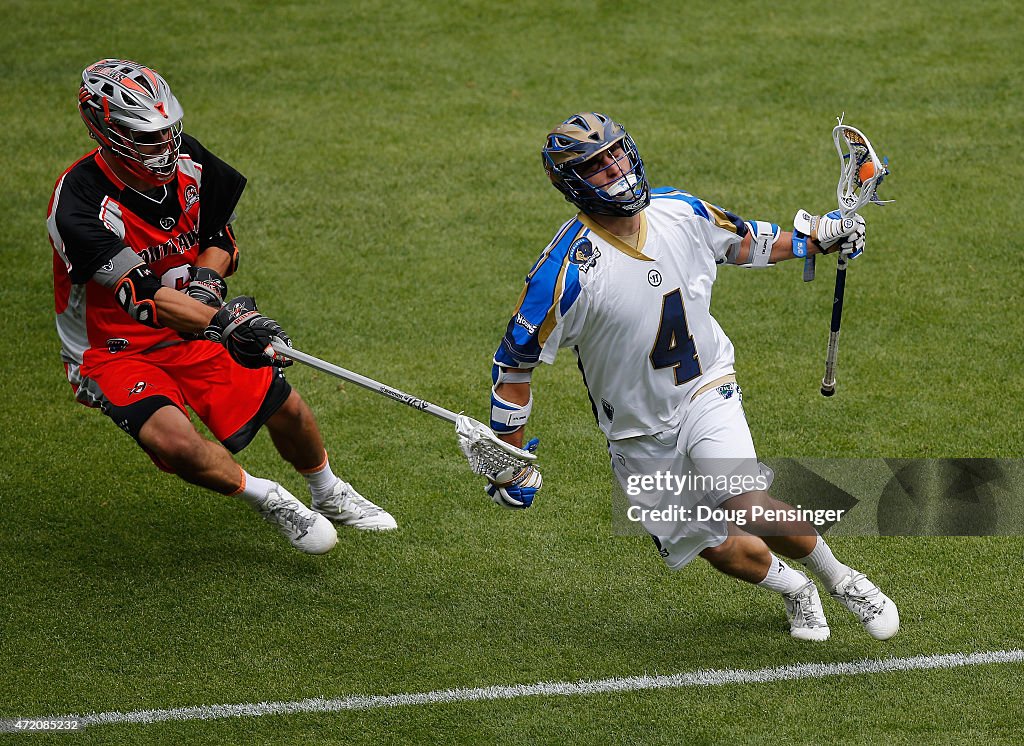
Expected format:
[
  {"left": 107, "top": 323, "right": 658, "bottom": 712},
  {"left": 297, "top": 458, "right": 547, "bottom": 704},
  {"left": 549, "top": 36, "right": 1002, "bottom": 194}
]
[
  {"left": 194, "top": 246, "right": 233, "bottom": 276},
  {"left": 770, "top": 231, "right": 826, "bottom": 263},
  {"left": 153, "top": 286, "right": 218, "bottom": 334},
  {"left": 494, "top": 379, "right": 531, "bottom": 449},
  {"left": 735, "top": 232, "right": 825, "bottom": 264}
]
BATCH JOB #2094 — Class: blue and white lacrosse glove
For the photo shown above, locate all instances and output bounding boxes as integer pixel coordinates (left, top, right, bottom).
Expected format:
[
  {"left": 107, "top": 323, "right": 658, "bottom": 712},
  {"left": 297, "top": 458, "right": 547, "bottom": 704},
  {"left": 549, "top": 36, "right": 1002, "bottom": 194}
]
[
  {"left": 485, "top": 438, "right": 542, "bottom": 509},
  {"left": 794, "top": 210, "right": 866, "bottom": 259}
]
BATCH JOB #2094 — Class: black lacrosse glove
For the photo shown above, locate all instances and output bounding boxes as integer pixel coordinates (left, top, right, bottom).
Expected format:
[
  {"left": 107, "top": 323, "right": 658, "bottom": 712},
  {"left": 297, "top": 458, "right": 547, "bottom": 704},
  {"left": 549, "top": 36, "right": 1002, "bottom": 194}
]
[
  {"left": 204, "top": 296, "right": 293, "bottom": 369},
  {"left": 184, "top": 266, "right": 228, "bottom": 308}
]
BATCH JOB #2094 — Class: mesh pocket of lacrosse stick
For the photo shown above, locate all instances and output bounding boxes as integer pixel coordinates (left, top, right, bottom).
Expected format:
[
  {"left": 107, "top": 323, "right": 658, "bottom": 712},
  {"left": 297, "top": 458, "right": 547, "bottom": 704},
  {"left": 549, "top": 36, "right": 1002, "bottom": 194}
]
[
  {"left": 455, "top": 414, "right": 537, "bottom": 477},
  {"left": 834, "top": 118, "right": 892, "bottom": 216}
]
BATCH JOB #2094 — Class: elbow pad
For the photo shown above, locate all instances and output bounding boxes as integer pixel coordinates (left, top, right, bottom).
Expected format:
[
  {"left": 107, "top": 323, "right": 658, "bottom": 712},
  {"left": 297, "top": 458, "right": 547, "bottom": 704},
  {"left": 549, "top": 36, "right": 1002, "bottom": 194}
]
[
  {"left": 204, "top": 223, "right": 240, "bottom": 276},
  {"left": 115, "top": 265, "right": 162, "bottom": 328}
]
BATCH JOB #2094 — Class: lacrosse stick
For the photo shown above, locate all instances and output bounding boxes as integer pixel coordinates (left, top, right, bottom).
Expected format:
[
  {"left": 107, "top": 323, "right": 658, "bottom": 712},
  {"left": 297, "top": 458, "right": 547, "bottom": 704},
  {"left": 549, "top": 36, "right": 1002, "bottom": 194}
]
[
  {"left": 269, "top": 339, "right": 536, "bottom": 477},
  {"left": 819, "top": 114, "right": 891, "bottom": 397}
]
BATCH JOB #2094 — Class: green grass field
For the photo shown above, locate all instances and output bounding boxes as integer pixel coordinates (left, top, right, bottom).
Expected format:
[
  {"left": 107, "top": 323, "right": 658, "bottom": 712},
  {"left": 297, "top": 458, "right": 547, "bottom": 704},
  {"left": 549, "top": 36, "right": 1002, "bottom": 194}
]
[{"left": 2, "top": 0, "right": 1023, "bottom": 743}]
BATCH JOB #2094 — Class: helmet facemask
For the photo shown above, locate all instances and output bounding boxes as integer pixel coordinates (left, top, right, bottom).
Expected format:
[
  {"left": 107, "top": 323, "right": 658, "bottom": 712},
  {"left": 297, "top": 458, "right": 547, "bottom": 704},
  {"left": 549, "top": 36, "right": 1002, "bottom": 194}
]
[{"left": 103, "top": 121, "right": 183, "bottom": 185}]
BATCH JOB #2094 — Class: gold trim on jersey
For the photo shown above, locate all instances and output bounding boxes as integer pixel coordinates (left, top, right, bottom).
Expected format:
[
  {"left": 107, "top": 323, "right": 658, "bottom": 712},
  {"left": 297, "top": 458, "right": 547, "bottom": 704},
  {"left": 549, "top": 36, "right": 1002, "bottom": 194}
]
[
  {"left": 577, "top": 212, "right": 653, "bottom": 261},
  {"left": 704, "top": 202, "right": 741, "bottom": 234},
  {"left": 537, "top": 246, "right": 573, "bottom": 349},
  {"left": 690, "top": 373, "right": 737, "bottom": 402}
]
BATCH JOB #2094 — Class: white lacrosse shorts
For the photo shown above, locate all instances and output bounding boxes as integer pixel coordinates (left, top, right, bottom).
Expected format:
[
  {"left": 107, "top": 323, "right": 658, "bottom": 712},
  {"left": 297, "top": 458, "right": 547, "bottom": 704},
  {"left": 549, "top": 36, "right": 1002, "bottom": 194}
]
[{"left": 609, "top": 381, "right": 771, "bottom": 570}]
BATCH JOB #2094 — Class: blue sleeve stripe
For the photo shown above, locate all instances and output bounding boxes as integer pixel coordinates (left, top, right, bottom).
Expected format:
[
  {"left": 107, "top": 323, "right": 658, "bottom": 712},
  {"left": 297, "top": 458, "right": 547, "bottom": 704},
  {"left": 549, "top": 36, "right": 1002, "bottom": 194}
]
[
  {"left": 527, "top": 217, "right": 580, "bottom": 281},
  {"left": 496, "top": 221, "right": 586, "bottom": 366},
  {"left": 651, "top": 187, "right": 710, "bottom": 220},
  {"left": 652, "top": 187, "right": 749, "bottom": 235},
  {"left": 560, "top": 262, "right": 582, "bottom": 316}
]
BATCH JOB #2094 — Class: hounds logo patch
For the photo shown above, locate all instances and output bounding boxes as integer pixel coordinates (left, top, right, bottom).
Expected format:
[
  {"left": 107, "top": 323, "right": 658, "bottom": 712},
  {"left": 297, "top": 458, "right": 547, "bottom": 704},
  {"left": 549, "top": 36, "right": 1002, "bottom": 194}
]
[
  {"left": 569, "top": 237, "right": 600, "bottom": 272},
  {"left": 601, "top": 398, "right": 615, "bottom": 421},
  {"left": 106, "top": 338, "right": 130, "bottom": 354},
  {"left": 515, "top": 312, "right": 538, "bottom": 335}
]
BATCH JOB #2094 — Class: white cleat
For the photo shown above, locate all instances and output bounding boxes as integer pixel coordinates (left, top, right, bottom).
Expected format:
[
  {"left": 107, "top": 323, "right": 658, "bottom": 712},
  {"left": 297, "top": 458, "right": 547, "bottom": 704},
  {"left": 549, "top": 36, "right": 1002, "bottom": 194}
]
[
  {"left": 312, "top": 479, "right": 398, "bottom": 531},
  {"left": 830, "top": 571, "right": 900, "bottom": 640},
  {"left": 257, "top": 484, "right": 338, "bottom": 555},
  {"left": 783, "top": 577, "right": 831, "bottom": 641}
]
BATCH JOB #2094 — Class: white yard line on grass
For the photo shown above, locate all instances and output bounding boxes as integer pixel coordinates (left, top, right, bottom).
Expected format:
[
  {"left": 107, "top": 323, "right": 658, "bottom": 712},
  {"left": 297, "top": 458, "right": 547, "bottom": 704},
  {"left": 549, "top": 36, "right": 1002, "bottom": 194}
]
[{"left": 6, "top": 649, "right": 1023, "bottom": 730}]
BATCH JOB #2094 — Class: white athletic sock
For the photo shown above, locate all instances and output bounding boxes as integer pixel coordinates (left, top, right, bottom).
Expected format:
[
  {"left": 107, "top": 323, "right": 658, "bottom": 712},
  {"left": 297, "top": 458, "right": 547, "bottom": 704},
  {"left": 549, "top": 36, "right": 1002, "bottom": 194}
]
[
  {"left": 300, "top": 452, "right": 338, "bottom": 502},
  {"left": 756, "top": 554, "right": 809, "bottom": 595},
  {"left": 232, "top": 470, "right": 278, "bottom": 508},
  {"left": 796, "top": 535, "right": 853, "bottom": 589}
]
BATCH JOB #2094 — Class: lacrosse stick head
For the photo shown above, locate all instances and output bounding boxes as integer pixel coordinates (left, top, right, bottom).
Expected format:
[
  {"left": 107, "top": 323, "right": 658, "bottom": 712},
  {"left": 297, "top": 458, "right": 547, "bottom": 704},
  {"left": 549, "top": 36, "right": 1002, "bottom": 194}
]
[
  {"left": 455, "top": 414, "right": 537, "bottom": 478},
  {"left": 833, "top": 115, "right": 892, "bottom": 218}
]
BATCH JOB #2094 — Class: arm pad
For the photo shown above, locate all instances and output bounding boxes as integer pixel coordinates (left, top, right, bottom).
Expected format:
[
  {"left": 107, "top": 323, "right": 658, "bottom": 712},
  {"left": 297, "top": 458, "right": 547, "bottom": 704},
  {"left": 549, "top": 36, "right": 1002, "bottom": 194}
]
[
  {"left": 114, "top": 265, "right": 162, "bottom": 328},
  {"left": 730, "top": 221, "right": 780, "bottom": 267},
  {"left": 747, "top": 221, "right": 780, "bottom": 267},
  {"left": 490, "top": 364, "right": 534, "bottom": 434},
  {"left": 491, "top": 388, "right": 532, "bottom": 435}
]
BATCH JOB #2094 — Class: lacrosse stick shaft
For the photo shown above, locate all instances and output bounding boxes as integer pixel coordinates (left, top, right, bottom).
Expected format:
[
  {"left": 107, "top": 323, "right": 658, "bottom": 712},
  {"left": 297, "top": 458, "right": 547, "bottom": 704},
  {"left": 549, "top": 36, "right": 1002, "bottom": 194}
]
[
  {"left": 270, "top": 339, "right": 458, "bottom": 425},
  {"left": 820, "top": 260, "right": 847, "bottom": 396},
  {"left": 818, "top": 119, "right": 888, "bottom": 398}
]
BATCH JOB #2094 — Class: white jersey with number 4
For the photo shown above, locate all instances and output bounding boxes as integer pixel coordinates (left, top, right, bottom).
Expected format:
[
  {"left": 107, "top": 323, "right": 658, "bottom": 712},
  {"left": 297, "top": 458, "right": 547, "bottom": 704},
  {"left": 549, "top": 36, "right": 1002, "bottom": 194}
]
[{"left": 494, "top": 186, "right": 753, "bottom": 441}]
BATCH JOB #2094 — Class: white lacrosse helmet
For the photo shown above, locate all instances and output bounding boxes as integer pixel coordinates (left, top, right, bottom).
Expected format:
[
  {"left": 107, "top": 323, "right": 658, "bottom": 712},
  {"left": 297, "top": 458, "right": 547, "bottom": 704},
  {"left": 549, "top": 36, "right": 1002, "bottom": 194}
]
[{"left": 78, "top": 59, "right": 184, "bottom": 185}]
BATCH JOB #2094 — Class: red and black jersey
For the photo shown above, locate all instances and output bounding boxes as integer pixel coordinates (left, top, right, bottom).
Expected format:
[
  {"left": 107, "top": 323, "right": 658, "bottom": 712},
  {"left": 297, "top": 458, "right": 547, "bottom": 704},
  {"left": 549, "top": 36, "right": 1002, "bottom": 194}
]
[{"left": 47, "top": 134, "right": 245, "bottom": 395}]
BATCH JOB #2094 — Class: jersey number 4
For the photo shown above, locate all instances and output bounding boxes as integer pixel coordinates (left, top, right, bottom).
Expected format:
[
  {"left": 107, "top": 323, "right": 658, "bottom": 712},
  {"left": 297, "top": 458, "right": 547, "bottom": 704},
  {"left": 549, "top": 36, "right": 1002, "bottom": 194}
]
[{"left": 649, "top": 288, "right": 702, "bottom": 386}]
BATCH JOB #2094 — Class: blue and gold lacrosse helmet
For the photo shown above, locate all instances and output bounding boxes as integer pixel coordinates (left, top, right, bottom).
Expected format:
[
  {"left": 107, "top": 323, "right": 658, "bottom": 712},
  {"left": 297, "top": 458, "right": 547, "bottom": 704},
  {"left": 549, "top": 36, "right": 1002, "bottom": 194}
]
[{"left": 542, "top": 112, "right": 649, "bottom": 217}]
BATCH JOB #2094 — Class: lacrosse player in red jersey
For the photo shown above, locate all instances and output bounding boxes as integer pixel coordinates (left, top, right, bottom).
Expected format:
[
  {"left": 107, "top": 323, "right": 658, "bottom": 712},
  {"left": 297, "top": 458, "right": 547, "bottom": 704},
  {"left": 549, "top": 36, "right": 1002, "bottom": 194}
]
[
  {"left": 486, "top": 112, "right": 898, "bottom": 641},
  {"left": 47, "top": 59, "right": 396, "bottom": 554}
]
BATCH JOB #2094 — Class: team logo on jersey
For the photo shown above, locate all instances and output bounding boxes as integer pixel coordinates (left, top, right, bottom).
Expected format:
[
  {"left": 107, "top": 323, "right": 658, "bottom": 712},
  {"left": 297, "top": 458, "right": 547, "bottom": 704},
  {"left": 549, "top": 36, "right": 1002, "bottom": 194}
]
[
  {"left": 569, "top": 237, "right": 600, "bottom": 273},
  {"left": 601, "top": 398, "right": 615, "bottom": 421},
  {"left": 648, "top": 269, "right": 662, "bottom": 287},
  {"left": 159, "top": 216, "right": 176, "bottom": 230},
  {"left": 717, "top": 383, "right": 742, "bottom": 402},
  {"left": 184, "top": 184, "right": 199, "bottom": 210},
  {"left": 128, "top": 381, "right": 148, "bottom": 397},
  {"left": 106, "top": 338, "right": 130, "bottom": 354}
]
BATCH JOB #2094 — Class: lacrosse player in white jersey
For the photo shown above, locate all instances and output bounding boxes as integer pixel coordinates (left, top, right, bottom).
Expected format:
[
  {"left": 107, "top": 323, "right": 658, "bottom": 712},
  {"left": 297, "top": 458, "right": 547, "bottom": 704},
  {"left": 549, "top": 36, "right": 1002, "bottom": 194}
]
[{"left": 485, "top": 112, "right": 898, "bottom": 641}]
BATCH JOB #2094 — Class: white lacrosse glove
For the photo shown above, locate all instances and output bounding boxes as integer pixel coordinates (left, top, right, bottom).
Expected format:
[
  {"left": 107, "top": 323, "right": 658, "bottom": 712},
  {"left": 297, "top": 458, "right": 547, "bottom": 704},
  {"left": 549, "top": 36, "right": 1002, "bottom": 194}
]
[
  {"left": 795, "top": 209, "right": 866, "bottom": 259},
  {"left": 485, "top": 438, "right": 542, "bottom": 509}
]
